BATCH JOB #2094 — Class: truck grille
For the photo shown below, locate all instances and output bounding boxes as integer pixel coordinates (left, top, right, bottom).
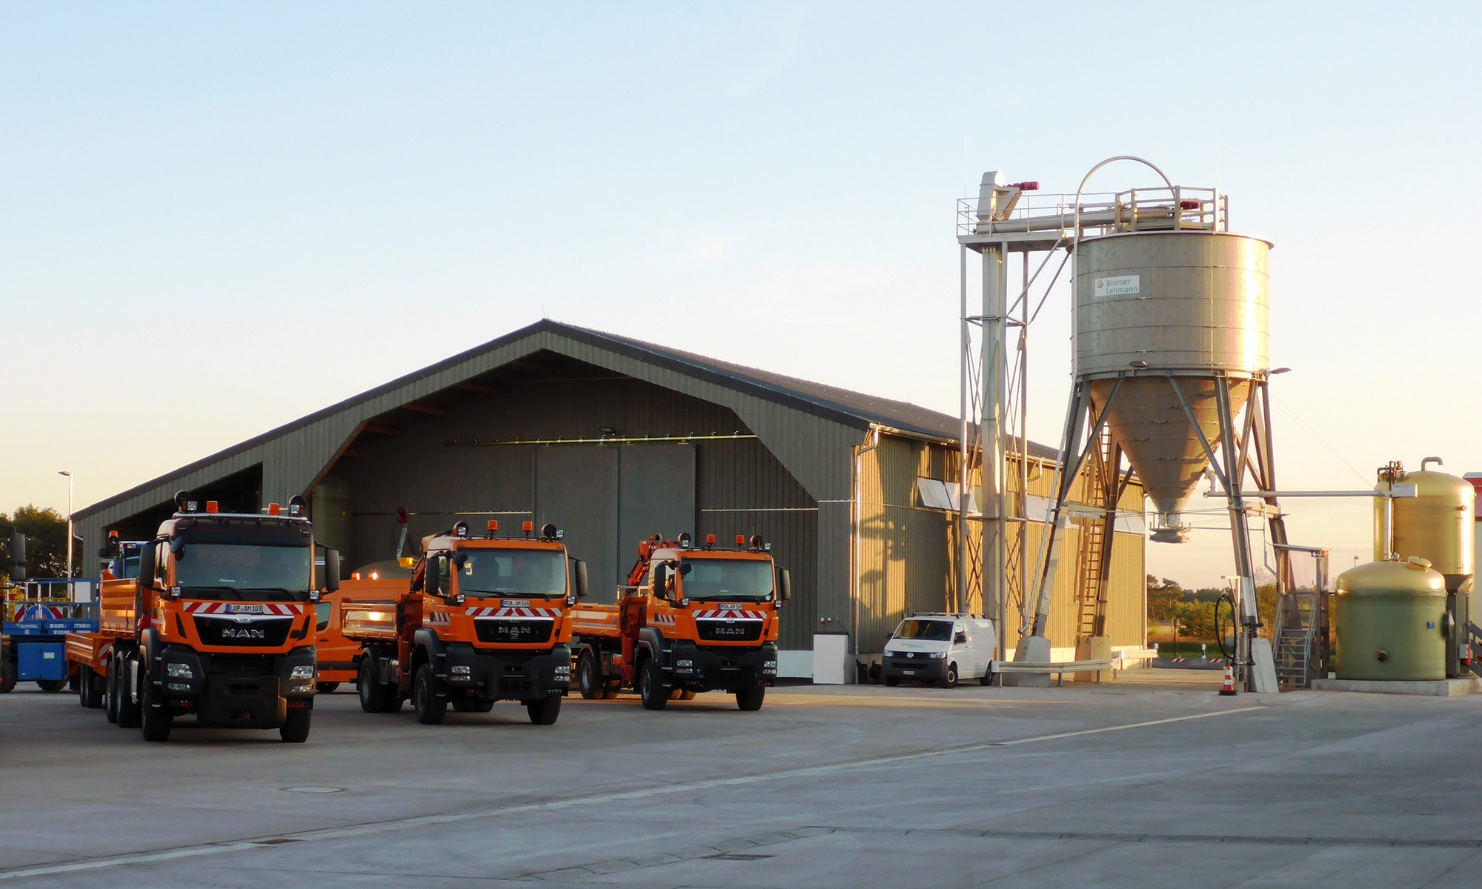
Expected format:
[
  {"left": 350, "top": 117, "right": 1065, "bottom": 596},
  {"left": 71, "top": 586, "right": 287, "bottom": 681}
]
[
  {"left": 192, "top": 616, "right": 293, "bottom": 648},
  {"left": 474, "top": 619, "right": 553, "bottom": 644},
  {"left": 695, "top": 620, "right": 763, "bottom": 642}
]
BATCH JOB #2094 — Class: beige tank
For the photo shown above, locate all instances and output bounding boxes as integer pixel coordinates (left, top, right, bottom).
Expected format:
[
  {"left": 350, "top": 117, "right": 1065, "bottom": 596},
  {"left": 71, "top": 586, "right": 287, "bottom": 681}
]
[
  {"left": 1074, "top": 230, "right": 1271, "bottom": 536},
  {"left": 1376, "top": 463, "right": 1476, "bottom": 594}
]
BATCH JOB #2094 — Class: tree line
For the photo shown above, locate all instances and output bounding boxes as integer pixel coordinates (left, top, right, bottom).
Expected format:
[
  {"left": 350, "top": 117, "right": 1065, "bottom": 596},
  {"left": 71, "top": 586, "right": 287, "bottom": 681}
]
[{"left": 1147, "top": 575, "right": 1277, "bottom": 644}]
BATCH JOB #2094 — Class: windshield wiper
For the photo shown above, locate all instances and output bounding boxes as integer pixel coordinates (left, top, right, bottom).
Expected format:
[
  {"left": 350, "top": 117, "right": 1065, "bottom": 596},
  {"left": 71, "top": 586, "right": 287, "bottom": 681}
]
[{"left": 179, "top": 585, "right": 245, "bottom": 601}]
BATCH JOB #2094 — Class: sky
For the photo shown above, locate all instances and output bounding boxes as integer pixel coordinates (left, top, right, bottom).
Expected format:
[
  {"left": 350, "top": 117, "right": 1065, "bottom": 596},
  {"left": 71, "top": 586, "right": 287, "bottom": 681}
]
[{"left": 3, "top": 2, "right": 1478, "bottom": 589}]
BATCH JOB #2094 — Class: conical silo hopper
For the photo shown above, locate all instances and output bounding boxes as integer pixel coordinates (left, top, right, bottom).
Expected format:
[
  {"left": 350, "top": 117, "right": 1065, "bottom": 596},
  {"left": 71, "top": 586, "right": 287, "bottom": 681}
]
[{"left": 1074, "top": 230, "right": 1271, "bottom": 540}]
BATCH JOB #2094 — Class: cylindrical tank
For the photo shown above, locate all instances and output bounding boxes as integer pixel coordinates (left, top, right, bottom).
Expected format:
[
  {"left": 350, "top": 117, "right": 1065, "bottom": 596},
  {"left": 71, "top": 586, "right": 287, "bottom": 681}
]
[
  {"left": 1334, "top": 558, "right": 1447, "bottom": 681},
  {"left": 1374, "top": 463, "right": 1476, "bottom": 593},
  {"left": 1074, "top": 230, "right": 1271, "bottom": 535}
]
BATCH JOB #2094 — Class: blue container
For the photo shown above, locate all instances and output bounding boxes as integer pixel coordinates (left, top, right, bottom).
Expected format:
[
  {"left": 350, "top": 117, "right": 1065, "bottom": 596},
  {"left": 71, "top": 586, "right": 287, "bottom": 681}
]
[{"left": 16, "top": 641, "right": 68, "bottom": 681}]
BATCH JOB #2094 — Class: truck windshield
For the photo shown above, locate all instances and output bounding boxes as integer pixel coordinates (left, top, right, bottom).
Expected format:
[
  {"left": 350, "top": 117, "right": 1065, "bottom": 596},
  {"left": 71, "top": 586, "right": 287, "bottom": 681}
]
[
  {"left": 678, "top": 558, "right": 774, "bottom": 602},
  {"left": 456, "top": 550, "right": 567, "bottom": 598},
  {"left": 174, "top": 544, "right": 313, "bottom": 601},
  {"left": 893, "top": 619, "right": 953, "bottom": 642}
]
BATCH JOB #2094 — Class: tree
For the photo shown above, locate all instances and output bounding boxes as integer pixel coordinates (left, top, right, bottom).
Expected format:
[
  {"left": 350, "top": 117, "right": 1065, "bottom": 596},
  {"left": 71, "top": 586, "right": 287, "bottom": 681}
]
[{"left": 0, "top": 506, "right": 70, "bottom": 580}]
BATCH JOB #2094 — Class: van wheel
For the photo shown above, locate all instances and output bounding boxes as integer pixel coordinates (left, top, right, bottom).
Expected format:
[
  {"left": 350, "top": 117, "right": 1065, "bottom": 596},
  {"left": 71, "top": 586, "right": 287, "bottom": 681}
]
[
  {"left": 940, "top": 663, "right": 958, "bottom": 689},
  {"left": 980, "top": 662, "right": 996, "bottom": 686},
  {"left": 884, "top": 676, "right": 900, "bottom": 687},
  {"left": 577, "top": 650, "right": 602, "bottom": 700}
]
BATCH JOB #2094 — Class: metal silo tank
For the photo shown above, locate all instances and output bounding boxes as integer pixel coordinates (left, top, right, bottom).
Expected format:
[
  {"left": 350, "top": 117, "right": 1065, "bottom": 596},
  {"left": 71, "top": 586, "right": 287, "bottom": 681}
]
[
  {"left": 1374, "top": 465, "right": 1476, "bottom": 591},
  {"left": 1334, "top": 558, "right": 1448, "bottom": 681},
  {"left": 1074, "top": 231, "right": 1271, "bottom": 536}
]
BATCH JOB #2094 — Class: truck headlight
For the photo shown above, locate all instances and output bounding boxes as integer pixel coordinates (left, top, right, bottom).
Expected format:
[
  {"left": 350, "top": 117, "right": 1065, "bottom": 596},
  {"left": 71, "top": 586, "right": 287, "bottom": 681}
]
[
  {"left": 451, "top": 665, "right": 471, "bottom": 675},
  {"left": 166, "top": 663, "right": 194, "bottom": 679},
  {"left": 290, "top": 665, "right": 316, "bottom": 680}
]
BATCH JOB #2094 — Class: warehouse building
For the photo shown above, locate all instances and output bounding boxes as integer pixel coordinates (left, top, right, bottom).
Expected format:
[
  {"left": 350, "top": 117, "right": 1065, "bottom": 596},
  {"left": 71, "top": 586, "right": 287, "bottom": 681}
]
[{"left": 75, "top": 320, "right": 1145, "bottom": 677}]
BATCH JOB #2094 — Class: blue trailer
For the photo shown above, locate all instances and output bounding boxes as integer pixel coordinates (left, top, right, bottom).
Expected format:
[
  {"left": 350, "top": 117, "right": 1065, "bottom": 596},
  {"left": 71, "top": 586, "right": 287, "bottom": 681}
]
[{"left": 2, "top": 581, "right": 99, "bottom": 693}]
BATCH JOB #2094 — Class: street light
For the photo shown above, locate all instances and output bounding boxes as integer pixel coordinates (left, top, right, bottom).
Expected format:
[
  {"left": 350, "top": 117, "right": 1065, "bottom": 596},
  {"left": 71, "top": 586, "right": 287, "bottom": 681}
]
[{"left": 57, "top": 471, "right": 72, "bottom": 584}]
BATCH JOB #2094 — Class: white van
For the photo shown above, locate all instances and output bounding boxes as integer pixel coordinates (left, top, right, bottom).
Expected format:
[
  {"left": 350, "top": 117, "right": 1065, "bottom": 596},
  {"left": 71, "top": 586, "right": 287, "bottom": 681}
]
[{"left": 880, "top": 613, "right": 998, "bottom": 688}]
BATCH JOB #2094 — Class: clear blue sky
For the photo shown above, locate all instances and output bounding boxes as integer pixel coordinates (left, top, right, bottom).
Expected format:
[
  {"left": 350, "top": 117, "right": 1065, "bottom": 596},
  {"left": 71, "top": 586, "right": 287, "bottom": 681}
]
[{"left": 4, "top": 3, "right": 1478, "bottom": 587}]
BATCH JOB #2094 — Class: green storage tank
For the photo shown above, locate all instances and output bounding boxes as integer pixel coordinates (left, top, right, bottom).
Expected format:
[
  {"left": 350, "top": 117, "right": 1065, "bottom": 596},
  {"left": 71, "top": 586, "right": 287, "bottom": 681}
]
[{"left": 1335, "top": 558, "right": 1447, "bottom": 681}]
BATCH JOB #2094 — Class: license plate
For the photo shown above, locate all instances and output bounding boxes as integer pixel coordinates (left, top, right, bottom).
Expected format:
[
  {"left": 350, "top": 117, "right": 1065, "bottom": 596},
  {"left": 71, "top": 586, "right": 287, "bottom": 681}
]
[
  {"left": 902, "top": 669, "right": 915, "bottom": 676},
  {"left": 502, "top": 599, "right": 531, "bottom": 608},
  {"left": 228, "top": 604, "right": 265, "bottom": 614}
]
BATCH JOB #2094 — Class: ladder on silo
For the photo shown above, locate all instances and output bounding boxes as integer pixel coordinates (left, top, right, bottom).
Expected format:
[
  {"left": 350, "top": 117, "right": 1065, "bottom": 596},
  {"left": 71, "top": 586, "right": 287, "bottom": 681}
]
[{"left": 1075, "top": 428, "right": 1114, "bottom": 642}]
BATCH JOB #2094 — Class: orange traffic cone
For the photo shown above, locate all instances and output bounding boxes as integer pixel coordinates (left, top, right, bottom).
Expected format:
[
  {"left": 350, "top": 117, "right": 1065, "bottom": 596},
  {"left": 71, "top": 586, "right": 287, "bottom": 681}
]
[{"left": 1219, "top": 664, "right": 1237, "bottom": 696}]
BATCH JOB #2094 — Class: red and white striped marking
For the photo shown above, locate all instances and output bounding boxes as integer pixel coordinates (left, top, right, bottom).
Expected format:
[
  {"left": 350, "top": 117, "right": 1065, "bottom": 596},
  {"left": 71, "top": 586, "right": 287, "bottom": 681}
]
[
  {"left": 694, "top": 608, "right": 766, "bottom": 621},
  {"left": 466, "top": 606, "right": 560, "bottom": 620},
  {"left": 180, "top": 602, "right": 302, "bottom": 616}
]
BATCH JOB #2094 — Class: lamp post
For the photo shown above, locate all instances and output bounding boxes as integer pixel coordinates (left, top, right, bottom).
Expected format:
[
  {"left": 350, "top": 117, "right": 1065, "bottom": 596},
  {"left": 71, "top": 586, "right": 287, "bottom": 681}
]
[{"left": 58, "top": 471, "right": 73, "bottom": 585}]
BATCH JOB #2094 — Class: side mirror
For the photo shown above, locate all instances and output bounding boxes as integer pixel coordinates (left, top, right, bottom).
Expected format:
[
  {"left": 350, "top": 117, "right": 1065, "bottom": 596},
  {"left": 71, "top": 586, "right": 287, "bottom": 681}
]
[
  {"left": 452, "top": 551, "right": 468, "bottom": 571},
  {"left": 324, "top": 549, "right": 341, "bottom": 593},
  {"left": 571, "top": 559, "right": 588, "bottom": 600},
  {"left": 777, "top": 568, "right": 791, "bottom": 604},
  {"left": 652, "top": 564, "right": 669, "bottom": 599},
  {"left": 954, "top": 632, "right": 967, "bottom": 644},
  {"left": 425, "top": 556, "right": 442, "bottom": 597}
]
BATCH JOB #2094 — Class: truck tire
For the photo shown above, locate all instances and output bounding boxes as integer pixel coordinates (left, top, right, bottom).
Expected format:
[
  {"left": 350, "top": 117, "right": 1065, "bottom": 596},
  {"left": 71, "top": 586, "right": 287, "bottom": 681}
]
[
  {"left": 80, "top": 669, "right": 103, "bottom": 709},
  {"left": 638, "top": 658, "right": 668, "bottom": 711},
  {"left": 104, "top": 658, "right": 119, "bottom": 723},
  {"left": 577, "top": 650, "right": 602, "bottom": 700},
  {"left": 413, "top": 664, "right": 446, "bottom": 725},
  {"left": 116, "top": 655, "right": 141, "bottom": 728},
  {"left": 0, "top": 659, "right": 16, "bottom": 694},
  {"left": 280, "top": 707, "right": 312, "bottom": 743},
  {"left": 140, "top": 677, "right": 172, "bottom": 743},
  {"left": 37, "top": 678, "right": 68, "bottom": 693},
  {"left": 735, "top": 686, "right": 765, "bottom": 711},
  {"left": 939, "top": 663, "right": 958, "bottom": 689},
  {"left": 526, "top": 695, "right": 561, "bottom": 725},
  {"left": 358, "top": 656, "right": 388, "bottom": 713}
]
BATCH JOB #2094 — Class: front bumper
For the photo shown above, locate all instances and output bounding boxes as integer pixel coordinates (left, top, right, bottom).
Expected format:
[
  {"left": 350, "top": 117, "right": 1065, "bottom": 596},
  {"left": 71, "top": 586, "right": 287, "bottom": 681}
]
[
  {"left": 668, "top": 641, "right": 777, "bottom": 691},
  {"left": 443, "top": 643, "right": 571, "bottom": 701},
  {"left": 155, "top": 644, "right": 316, "bottom": 728},
  {"left": 881, "top": 654, "right": 949, "bottom": 683}
]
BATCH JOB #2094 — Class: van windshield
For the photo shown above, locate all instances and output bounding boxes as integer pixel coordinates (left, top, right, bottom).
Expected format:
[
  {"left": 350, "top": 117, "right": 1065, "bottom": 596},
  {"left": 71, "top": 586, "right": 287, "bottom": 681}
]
[{"left": 893, "top": 619, "right": 953, "bottom": 642}]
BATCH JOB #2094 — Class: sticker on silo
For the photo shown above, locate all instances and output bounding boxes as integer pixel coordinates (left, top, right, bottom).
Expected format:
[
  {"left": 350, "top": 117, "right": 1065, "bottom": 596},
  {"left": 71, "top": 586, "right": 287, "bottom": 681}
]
[{"left": 1094, "top": 275, "right": 1140, "bottom": 297}]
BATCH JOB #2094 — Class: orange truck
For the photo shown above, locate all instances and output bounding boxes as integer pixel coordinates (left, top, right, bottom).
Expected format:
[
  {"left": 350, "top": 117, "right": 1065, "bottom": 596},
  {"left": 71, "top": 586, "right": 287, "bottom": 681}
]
[
  {"left": 569, "top": 533, "right": 790, "bottom": 711},
  {"left": 65, "top": 491, "right": 338, "bottom": 743},
  {"left": 312, "top": 563, "right": 411, "bottom": 692},
  {"left": 346, "top": 520, "right": 586, "bottom": 725}
]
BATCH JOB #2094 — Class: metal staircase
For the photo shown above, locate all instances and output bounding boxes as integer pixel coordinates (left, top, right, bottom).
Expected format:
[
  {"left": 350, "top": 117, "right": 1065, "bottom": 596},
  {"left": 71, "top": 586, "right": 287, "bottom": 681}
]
[{"left": 1272, "top": 591, "right": 1321, "bottom": 688}]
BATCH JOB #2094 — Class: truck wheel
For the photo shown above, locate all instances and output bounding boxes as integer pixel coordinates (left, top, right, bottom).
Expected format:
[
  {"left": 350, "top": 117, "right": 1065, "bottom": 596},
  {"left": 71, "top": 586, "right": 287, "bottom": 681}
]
[
  {"left": 37, "top": 678, "right": 68, "bottom": 693},
  {"left": 735, "top": 686, "right": 765, "bottom": 711},
  {"left": 358, "top": 656, "right": 388, "bottom": 713},
  {"left": 0, "top": 660, "right": 16, "bottom": 694},
  {"left": 315, "top": 682, "right": 340, "bottom": 694},
  {"left": 638, "top": 659, "right": 668, "bottom": 711},
  {"left": 104, "top": 659, "right": 119, "bottom": 723},
  {"left": 280, "top": 707, "right": 312, "bottom": 743},
  {"left": 140, "top": 677, "right": 172, "bottom": 743},
  {"left": 116, "top": 655, "right": 141, "bottom": 728},
  {"left": 577, "top": 650, "right": 602, "bottom": 700},
  {"left": 940, "top": 663, "right": 958, "bottom": 689},
  {"left": 413, "top": 664, "right": 446, "bottom": 725},
  {"left": 80, "top": 670, "right": 103, "bottom": 709},
  {"left": 526, "top": 695, "right": 561, "bottom": 725}
]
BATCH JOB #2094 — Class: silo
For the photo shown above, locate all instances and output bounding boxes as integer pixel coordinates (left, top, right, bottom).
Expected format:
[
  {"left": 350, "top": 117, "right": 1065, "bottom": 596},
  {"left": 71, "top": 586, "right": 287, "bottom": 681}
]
[{"left": 1074, "top": 231, "right": 1271, "bottom": 541}]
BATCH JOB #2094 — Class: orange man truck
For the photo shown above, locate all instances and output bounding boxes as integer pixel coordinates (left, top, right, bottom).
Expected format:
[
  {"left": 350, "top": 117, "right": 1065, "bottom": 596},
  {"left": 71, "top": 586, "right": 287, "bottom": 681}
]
[
  {"left": 570, "top": 533, "right": 789, "bottom": 711},
  {"left": 346, "top": 520, "right": 586, "bottom": 725},
  {"left": 65, "top": 491, "right": 337, "bottom": 743}
]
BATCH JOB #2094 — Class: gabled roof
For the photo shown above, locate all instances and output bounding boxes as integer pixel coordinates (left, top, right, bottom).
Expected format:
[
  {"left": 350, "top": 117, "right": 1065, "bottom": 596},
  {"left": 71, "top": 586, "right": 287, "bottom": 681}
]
[{"left": 77, "top": 320, "right": 1053, "bottom": 519}]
